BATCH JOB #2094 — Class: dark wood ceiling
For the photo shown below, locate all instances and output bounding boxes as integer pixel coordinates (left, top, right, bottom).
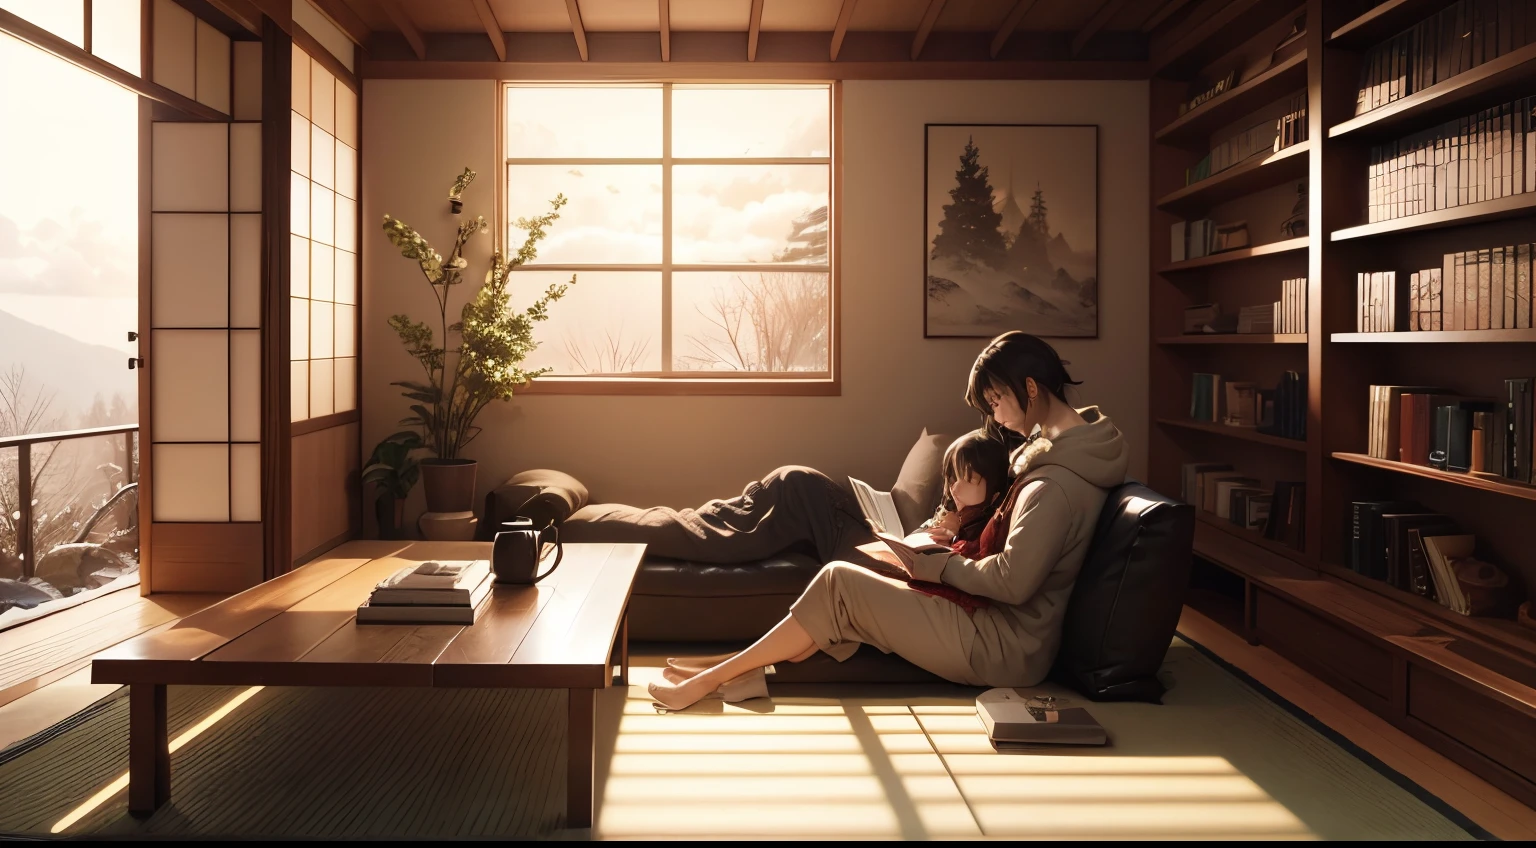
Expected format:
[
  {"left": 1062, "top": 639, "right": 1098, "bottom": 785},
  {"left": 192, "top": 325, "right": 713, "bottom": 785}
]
[{"left": 297, "top": 0, "right": 1211, "bottom": 66}]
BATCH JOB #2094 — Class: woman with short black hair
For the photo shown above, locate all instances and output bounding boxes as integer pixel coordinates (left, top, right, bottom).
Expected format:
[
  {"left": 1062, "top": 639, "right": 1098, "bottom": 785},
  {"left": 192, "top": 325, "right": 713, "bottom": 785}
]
[{"left": 651, "top": 331, "right": 1130, "bottom": 710}]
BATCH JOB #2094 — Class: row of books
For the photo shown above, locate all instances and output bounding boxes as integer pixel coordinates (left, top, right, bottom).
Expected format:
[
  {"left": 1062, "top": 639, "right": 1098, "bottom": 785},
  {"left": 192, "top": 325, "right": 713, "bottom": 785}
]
[
  {"left": 1275, "top": 278, "right": 1307, "bottom": 334},
  {"left": 1365, "top": 381, "right": 1533, "bottom": 484},
  {"left": 1180, "top": 462, "right": 1305, "bottom": 549},
  {"left": 1355, "top": 0, "right": 1533, "bottom": 117},
  {"left": 1184, "top": 108, "right": 1300, "bottom": 187},
  {"left": 356, "top": 559, "right": 493, "bottom": 624},
  {"left": 1414, "top": 244, "right": 1532, "bottom": 331},
  {"left": 1356, "top": 271, "right": 1402, "bottom": 332},
  {"left": 1348, "top": 501, "right": 1514, "bottom": 616},
  {"left": 1367, "top": 97, "right": 1536, "bottom": 223},
  {"left": 1188, "top": 372, "right": 1307, "bottom": 440},
  {"left": 1275, "top": 92, "right": 1308, "bottom": 152}
]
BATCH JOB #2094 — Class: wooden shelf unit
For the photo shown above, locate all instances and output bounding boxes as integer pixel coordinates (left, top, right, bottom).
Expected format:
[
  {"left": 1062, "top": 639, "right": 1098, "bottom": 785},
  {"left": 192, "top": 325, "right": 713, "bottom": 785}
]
[
  {"left": 1332, "top": 452, "right": 1536, "bottom": 502},
  {"left": 1155, "top": 51, "right": 1309, "bottom": 148},
  {"left": 1156, "top": 141, "right": 1310, "bottom": 214},
  {"left": 1331, "top": 192, "right": 1536, "bottom": 241},
  {"left": 1157, "top": 333, "right": 1307, "bottom": 345},
  {"left": 1155, "top": 236, "right": 1309, "bottom": 273},
  {"left": 1158, "top": 417, "right": 1309, "bottom": 451},
  {"left": 1327, "top": 38, "right": 1536, "bottom": 141},
  {"left": 1331, "top": 329, "right": 1536, "bottom": 343},
  {"left": 1148, "top": 0, "right": 1536, "bottom": 809}
]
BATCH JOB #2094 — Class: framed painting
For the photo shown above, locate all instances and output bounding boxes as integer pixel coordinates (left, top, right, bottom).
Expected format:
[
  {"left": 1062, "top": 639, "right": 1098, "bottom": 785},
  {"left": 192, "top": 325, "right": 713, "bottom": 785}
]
[{"left": 924, "top": 124, "right": 1099, "bottom": 338}]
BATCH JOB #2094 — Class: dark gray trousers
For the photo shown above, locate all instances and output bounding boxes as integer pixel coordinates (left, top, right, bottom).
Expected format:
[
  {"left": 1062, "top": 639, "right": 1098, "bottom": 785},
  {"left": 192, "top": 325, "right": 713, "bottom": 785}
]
[{"left": 560, "top": 465, "right": 877, "bottom": 564}]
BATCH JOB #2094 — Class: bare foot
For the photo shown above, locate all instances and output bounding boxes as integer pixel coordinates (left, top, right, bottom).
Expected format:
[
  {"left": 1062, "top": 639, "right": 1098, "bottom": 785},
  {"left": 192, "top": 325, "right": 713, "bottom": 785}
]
[
  {"left": 666, "top": 654, "right": 733, "bottom": 674},
  {"left": 716, "top": 667, "right": 769, "bottom": 702},
  {"left": 648, "top": 676, "right": 717, "bottom": 711}
]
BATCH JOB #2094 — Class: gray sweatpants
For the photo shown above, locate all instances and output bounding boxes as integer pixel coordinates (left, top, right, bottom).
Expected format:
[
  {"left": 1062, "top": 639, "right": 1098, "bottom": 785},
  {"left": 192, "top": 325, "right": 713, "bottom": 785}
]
[{"left": 561, "top": 465, "right": 878, "bottom": 565}]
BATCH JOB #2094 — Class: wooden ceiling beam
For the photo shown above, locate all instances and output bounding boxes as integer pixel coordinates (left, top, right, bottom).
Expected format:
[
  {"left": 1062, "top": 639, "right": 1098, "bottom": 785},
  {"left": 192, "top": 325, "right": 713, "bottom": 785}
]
[
  {"left": 989, "top": 0, "right": 1038, "bottom": 59},
  {"left": 747, "top": 0, "right": 764, "bottom": 61},
  {"left": 470, "top": 0, "right": 506, "bottom": 61},
  {"left": 911, "top": 0, "right": 947, "bottom": 60},
  {"left": 204, "top": 0, "right": 262, "bottom": 36},
  {"left": 1141, "top": 0, "right": 1193, "bottom": 32},
  {"left": 306, "top": 0, "right": 370, "bottom": 46},
  {"left": 565, "top": 0, "right": 589, "bottom": 61},
  {"left": 659, "top": 0, "right": 670, "bottom": 61},
  {"left": 381, "top": 1, "right": 425, "bottom": 60},
  {"left": 830, "top": 0, "right": 857, "bottom": 61},
  {"left": 1071, "top": 0, "right": 1129, "bottom": 57}
]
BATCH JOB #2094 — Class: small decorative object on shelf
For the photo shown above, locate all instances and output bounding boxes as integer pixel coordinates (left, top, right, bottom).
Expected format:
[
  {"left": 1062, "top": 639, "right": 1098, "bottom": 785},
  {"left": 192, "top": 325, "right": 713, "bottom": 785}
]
[
  {"left": 1270, "top": 14, "right": 1305, "bottom": 67},
  {"left": 1280, "top": 182, "right": 1306, "bottom": 238},
  {"left": 1211, "top": 220, "right": 1249, "bottom": 253},
  {"left": 1183, "top": 303, "right": 1220, "bottom": 333},
  {"left": 1179, "top": 69, "right": 1236, "bottom": 116}
]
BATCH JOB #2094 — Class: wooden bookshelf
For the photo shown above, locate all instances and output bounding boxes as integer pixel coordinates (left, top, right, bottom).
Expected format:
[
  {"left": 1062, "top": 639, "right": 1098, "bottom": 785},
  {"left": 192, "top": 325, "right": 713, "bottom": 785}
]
[
  {"left": 1155, "top": 236, "right": 1309, "bottom": 273},
  {"left": 1327, "top": 39, "right": 1536, "bottom": 141},
  {"left": 1158, "top": 417, "right": 1308, "bottom": 451},
  {"left": 1194, "top": 511, "right": 1313, "bottom": 573},
  {"left": 1332, "top": 452, "right": 1536, "bottom": 502},
  {"left": 1157, "top": 333, "right": 1307, "bottom": 345},
  {"left": 1155, "top": 51, "right": 1309, "bottom": 148},
  {"left": 1149, "top": 1, "right": 1536, "bottom": 808},
  {"left": 1149, "top": 0, "right": 1303, "bottom": 80},
  {"left": 1331, "top": 329, "right": 1536, "bottom": 343},
  {"left": 1327, "top": 0, "right": 1458, "bottom": 49},
  {"left": 1318, "top": 561, "right": 1536, "bottom": 661},
  {"left": 1330, "top": 192, "right": 1536, "bottom": 240},
  {"left": 1155, "top": 141, "right": 1310, "bottom": 214}
]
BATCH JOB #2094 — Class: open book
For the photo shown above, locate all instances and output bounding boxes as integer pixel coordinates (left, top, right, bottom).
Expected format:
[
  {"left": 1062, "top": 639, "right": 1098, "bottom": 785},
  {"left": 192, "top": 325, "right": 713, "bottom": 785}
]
[{"left": 848, "top": 476, "right": 909, "bottom": 536}]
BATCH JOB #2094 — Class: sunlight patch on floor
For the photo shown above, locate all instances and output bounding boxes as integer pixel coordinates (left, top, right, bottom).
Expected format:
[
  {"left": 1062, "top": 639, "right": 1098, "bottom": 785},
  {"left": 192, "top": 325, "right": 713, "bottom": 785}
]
[{"left": 600, "top": 659, "right": 1318, "bottom": 840}]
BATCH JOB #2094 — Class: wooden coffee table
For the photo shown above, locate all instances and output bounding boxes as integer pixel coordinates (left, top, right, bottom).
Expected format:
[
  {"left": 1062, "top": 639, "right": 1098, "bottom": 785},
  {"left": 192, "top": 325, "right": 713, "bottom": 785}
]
[{"left": 92, "top": 540, "right": 645, "bottom": 828}]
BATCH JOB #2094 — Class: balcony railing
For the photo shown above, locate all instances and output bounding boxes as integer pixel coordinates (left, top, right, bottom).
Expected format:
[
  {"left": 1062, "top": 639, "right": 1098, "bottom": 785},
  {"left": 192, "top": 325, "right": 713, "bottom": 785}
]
[{"left": 1, "top": 424, "right": 137, "bottom": 578}]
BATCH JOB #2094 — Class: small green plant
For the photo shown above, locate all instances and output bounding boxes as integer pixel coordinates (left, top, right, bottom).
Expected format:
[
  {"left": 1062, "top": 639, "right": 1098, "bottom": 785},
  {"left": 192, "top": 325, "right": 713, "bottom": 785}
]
[
  {"left": 382, "top": 168, "right": 574, "bottom": 459},
  {"left": 361, "top": 430, "right": 423, "bottom": 500}
]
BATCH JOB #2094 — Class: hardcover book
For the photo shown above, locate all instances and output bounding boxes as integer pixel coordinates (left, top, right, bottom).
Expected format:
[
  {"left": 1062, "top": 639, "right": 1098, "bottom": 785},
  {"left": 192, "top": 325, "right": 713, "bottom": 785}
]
[{"left": 976, "top": 688, "right": 1108, "bottom": 748}]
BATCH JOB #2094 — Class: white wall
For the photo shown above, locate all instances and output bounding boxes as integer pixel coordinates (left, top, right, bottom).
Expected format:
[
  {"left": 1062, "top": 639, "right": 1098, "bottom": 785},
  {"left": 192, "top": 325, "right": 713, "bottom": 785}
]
[{"left": 361, "top": 78, "right": 1148, "bottom": 514}]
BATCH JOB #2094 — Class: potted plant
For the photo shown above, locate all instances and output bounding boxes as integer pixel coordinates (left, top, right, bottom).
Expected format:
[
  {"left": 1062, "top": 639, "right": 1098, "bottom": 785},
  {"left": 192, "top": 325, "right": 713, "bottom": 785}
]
[
  {"left": 382, "top": 168, "right": 572, "bottom": 515},
  {"left": 362, "top": 431, "right": 422, "bottom": 539}
]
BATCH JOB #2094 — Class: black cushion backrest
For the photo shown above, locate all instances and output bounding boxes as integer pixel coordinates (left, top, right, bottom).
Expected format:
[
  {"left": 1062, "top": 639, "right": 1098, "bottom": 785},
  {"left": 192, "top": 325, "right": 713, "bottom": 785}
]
[{"left": 1052, "top": 481, "right": 1194, "bottom": 702}]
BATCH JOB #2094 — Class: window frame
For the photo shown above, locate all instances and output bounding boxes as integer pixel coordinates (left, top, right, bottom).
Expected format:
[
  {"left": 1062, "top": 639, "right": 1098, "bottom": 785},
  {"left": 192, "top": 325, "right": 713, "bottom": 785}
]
[{"left": 497, "top": 80, "right": 840, "bottom": 396}]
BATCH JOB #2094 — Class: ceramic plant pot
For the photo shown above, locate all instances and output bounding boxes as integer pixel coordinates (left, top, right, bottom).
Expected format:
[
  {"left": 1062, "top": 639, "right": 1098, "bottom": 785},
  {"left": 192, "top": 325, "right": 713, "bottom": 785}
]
[{"left": 420, "top": 458, "right": 478, "bottom": 514}]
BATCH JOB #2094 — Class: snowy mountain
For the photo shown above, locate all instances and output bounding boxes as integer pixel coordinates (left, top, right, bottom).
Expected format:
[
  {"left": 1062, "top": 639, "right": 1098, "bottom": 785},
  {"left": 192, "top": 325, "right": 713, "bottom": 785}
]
[{"left": 0, "top": 310, "right": 136, "bottom": 427}]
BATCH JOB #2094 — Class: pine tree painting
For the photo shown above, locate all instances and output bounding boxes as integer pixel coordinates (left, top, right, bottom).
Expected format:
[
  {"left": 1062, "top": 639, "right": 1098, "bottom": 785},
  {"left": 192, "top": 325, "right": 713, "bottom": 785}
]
[{"left": 925, "top": 124, "right": 1098, "bottom": 338}]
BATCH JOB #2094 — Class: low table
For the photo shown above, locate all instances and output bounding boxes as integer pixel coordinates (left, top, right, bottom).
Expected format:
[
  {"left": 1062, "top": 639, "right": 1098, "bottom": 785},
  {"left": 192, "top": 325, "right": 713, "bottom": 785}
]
[{"left": 92, "top": 540, "right": 645, "bottom": 828}]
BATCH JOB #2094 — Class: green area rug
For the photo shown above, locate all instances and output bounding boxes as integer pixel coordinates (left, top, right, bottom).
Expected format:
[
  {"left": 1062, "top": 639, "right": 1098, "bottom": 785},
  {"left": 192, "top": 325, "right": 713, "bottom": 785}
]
[{"left": 0, "top": 636, "right": 1490, "bottom": 840}]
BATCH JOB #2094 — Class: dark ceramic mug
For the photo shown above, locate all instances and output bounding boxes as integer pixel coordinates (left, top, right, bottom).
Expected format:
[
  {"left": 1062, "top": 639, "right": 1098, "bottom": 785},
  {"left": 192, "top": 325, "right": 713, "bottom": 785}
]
[{"left": 492, "top": 518, "right": 563, "bottom": 584}]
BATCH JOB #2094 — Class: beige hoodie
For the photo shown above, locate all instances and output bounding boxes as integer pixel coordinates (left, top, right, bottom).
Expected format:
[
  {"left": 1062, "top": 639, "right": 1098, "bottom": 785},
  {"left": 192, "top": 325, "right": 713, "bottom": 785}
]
[{"left": 908, "top": 406, "right": 1129, "bottom": 687}]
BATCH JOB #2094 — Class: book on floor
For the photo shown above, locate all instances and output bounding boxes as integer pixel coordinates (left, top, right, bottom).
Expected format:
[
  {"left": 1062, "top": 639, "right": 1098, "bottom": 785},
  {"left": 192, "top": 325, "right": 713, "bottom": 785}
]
[{"left": 976, "top": 688, "right": 1108, "bottom": 748}]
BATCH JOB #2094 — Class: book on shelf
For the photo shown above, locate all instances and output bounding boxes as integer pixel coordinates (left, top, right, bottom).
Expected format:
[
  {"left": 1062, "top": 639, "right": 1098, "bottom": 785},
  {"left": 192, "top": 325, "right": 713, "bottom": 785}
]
[
  {"left": 1190, "top": 373, "right": 1221, "bottom": 422},
  {"left": 1422, "top": 534, "right": 1517, "bottom": 616},
  {"left": 1183, "top": 302, "right": 1220, "bottom": 333},
  {"left": 1233, "top": 490, "right": 1272, "bottom": 531},
  {"left": 1382, "top": 512, "right": 1460, "bottom": 590},
  {"left": 1368, "top": 385, "right": 1447, "bottom": 461},
  {"left": 1404, "top": 243, "right": 1532, "bottom": 331},
  {"left": 1350, "top": 500, "right": 1420, "bottom": 580},
  {"left": 1255, "top": 372, "right": 1306, "bottom": 440},
  {"left": 1237, "top": 305, "right": 1273, "bottom": 334},
  {"left": 1366, "top": 95, "right": 1536, "bottom": 224},
  {"left": 1223, "top": 382, "right": 1258, "bottom": 426},
  {"left": 1356, "top": 271, "right": 1402, "bottom": 332},
  {"left": 1186, "top": 122, "right": 1277, "bottom": 187},
  {"left": 1263, "top": 481, "right": 1305, "bottom": 550},
  {"left": 1170, "top": 221, "right": 1188, "bottom": 262},
  {"left": 1356, "top": 2, "right": 1536, "bottom": 118},
  {"left": 1180, "top": 462, "right": 1231, "bottom": 505},
  {"left": 1275, "top": 92, "right": 1308, "bottom": 151},
  {"left": 1273, "top": 277, "right": 1307, "bottom": 334},
  {"left": 1509, "top": 377, "right": 1533, "bottom": 482},
  {"left": 1179, "top": 69, "right": 1236, "bottom": 116}
]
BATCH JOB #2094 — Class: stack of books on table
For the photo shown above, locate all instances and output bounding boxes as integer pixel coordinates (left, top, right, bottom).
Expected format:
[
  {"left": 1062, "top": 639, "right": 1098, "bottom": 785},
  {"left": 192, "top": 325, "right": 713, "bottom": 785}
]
[{"left": 357, "top": 559, "right": 493, "bottom": 625}]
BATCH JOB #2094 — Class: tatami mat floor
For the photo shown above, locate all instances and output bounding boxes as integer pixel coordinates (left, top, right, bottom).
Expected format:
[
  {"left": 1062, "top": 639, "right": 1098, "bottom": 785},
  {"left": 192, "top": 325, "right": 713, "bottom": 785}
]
[{"left": 0, "top": 635, "right": 1491, "bottom": 840}]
